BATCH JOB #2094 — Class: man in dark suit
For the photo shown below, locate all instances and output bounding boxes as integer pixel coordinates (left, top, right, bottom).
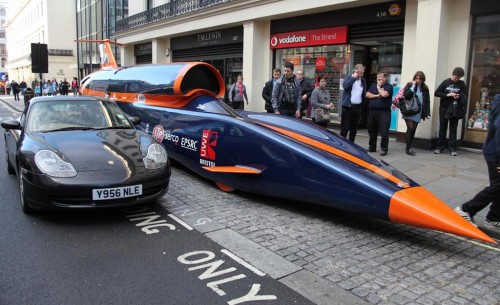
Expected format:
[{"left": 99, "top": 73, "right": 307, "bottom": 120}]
[{"left": 262, "top": 68, "right": 281, "bottom": 113}]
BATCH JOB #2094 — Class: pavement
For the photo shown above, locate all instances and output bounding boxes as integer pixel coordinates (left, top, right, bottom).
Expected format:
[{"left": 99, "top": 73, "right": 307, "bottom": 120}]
[{"left": 1, "top": 94, "right": 499, "bottom": 305}]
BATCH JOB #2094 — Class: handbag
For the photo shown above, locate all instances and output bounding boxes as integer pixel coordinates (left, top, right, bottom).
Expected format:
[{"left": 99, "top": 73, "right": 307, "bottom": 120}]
[
  {"left": 315, "top": 108, "right": 330, "bottom": 124},
  {"left": 399, "top": 95, "right": 421, "bottom": 116}
]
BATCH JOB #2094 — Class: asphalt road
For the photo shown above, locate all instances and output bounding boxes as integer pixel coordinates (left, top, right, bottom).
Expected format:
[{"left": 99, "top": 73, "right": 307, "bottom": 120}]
[{"left": 0, "top": 103, "right": 316, "bottom": 305}]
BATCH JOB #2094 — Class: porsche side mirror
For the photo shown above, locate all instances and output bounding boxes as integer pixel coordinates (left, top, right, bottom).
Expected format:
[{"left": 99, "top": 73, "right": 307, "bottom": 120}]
[
  {"left": 1, "top": 120, "right": 21, "bottom": 130},
  {"left": 128, "top": 117, "right": 141, "bottom": 125}
]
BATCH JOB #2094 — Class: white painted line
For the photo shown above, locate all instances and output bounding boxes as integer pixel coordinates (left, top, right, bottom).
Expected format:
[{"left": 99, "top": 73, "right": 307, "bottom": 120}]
[
  {"left": 168, "top": 214, "right": 193, "bottom": 230},
  {"left": 445, "top": 233, "right": 500, "bottom": 252},
  {"left": 221, "top": 249, "right": 266, "bottom": 277}
]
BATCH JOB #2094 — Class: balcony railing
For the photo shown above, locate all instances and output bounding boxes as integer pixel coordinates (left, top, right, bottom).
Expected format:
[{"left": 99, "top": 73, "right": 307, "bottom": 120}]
[{"left": 116, "top": 0, "right": 233, "bottom": 33}]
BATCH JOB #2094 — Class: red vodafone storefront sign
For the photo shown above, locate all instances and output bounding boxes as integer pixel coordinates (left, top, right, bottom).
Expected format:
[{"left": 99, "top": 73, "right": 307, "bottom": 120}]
[{"left": 270, "top": 26, "right": 348, "bottom": 49}]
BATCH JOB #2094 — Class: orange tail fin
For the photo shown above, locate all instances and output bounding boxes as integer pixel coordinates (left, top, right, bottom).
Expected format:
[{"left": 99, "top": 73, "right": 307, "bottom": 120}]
[{"left": 75, "top": 39, "right": 124, "bottom": 69}]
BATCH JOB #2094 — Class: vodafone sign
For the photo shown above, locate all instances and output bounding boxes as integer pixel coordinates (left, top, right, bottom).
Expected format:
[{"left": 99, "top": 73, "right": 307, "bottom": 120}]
[{"left": 270, "top": 26, "right": 348, "bottom": 49}]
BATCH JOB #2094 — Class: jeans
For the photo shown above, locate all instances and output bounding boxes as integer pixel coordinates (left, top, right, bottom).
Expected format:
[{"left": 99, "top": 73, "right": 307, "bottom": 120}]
[
  {"left": 340, "top": 105, "right": 361, "bottom": 142},
  {"left": 436, "top": 105, "right": 459, "bottom": 152},
  {"left": 462, "top": 161, "right": 500, "bottom": 221},
  {"left": 368, "top": 110, "right": 391, "bottom": 152}
]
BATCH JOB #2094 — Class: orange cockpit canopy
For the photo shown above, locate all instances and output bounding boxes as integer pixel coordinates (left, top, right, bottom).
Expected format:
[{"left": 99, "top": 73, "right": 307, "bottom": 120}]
[{"left": 82, "top": 63, "right": 224, "bottom": 98}]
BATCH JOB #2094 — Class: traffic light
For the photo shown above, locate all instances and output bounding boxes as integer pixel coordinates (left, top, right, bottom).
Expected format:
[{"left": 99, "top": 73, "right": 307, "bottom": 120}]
[{"left": 31, "top": 43, "right": 48, "bottom": 73}]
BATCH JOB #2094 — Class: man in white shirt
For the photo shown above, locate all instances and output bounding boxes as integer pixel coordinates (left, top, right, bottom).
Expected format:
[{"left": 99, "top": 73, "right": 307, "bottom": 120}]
[{"left": 340, "top": 64, "right": 366, "bottom": 142}]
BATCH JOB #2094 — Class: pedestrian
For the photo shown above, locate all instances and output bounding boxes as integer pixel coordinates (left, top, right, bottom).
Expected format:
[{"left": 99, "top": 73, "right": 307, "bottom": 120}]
[
  {"left": 35, "top": 83, "right": 41, "bottom": 97},
  {"left": 71, "top": 77, "right": 79, "bottom": 95},
  {"left": 12, "top": 81, "right": 21, "bottom": 101},
  {"left": 310, "top": 74, "right": 333, "bottom": 127},
  {"left": 19, "top": 80, "right": 27, "bottom": 95},
  {"left": 340, "top": 64, "right": 366, "bottom": 142},
  {"left": 228, "top": 74, "right": 248, "bottom": 110},
  {"left": 296, "top": 70, "right": 314, "bottom": 119},
  {"left": 434, "top": 67, "right": 468, "bottom": 156},
  {"left": 60, "top": 78, "right": 70, "bottom": 95},
  {"left": 366, "top": 72, "right": 393, "bottom": 156},
  {"left": 32, "top": 78, "right": 39, "bottom": 92},
  {"left": 51, "top": 78, "right": 59, "bottom": 95},
  {"left": 262, "top": 68, "right": 281, "bottom": 113},
  {"left": 401, "top": 71, "right": 431, "bottom": 156},
  {"left": 454, "top": 94, "right": 500, "bottom": 231},
  {"left": 272, "top": 62, "right": 301, "bottom": 117}
]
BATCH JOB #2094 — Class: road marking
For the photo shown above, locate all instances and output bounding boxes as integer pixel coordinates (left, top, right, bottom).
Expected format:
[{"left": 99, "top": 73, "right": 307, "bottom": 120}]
[
  {"left": 221, "top": 249, "right": 266, "bottom": 277},
  {"left": 168, "top": 213, "right": 193, "bottom": 230},
  {"left": 0, "top": 100, "right": 22, "bottom": 113},
  {"left": 446, "top": 233, "right": 500, "bottom": 252}
]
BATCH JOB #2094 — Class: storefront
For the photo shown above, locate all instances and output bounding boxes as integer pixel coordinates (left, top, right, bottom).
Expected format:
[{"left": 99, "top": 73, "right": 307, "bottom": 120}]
[
  {"left": 464, "top": 0, "right": 500, "bottom": 148},
  {"left": 135, "top": 42, "right": 152, "bottom": 64},
  {"left": 171, "top": 27, "right": 243, "bottom": 104},
  {"left": 270, "top": 1, "right": 405, "bottom": 128}
]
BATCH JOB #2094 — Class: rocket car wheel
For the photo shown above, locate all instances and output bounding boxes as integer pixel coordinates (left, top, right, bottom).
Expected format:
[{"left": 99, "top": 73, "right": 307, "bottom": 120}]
[{"left": 215, "top": 182, "right": 235, "bottom": 192}]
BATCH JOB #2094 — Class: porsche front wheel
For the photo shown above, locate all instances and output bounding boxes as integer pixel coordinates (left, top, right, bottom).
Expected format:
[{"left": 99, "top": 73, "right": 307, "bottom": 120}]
[
  {"left": 4, "top": 137, "right": 15, "bottom": 175},
  {"left": 18, "top": 169, "right": 34, "bottom": 214}
]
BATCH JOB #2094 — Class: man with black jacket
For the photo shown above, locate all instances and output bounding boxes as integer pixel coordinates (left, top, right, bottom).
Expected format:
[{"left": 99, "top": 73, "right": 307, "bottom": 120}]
[
  {"left": 434, "top": 67, "right": 468, "bottom": 156},
  {"left": 272, "top": 62, "right": 301, "bottom": 117},
  {"left": 296, "top": 70, "right": 314, "bottom": 119},
  {"left": 262, "top": 68, "right": 281, "bottom": 113},
  {"left": 366, "top": 72, "right": 393, "bottom": 156}
]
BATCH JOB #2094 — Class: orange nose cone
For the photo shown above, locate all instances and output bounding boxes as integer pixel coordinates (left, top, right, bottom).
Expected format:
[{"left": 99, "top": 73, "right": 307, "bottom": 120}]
[{"left": 389, "top": 186, "right": 496, "bottom": 244}]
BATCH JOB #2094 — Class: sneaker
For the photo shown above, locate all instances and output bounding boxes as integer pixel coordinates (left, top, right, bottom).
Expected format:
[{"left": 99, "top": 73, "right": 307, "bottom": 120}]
[
  {"left": 406, "top": 149, "right": 416, "bottom": 156},
  {"left": 454, "top": 206, "right": 476, "bottom": 226},
  {"left": 380, "top": 151, "right": 387, "bottom": 156},
  {"left": 450, "top": 151, "right": 458, "bottom": 156},
  {"left": 484, "top": 219, "right": 500, "bottom": 231},
  {"left": 434, "top": 149, "right": 443, "bottom": 154}
]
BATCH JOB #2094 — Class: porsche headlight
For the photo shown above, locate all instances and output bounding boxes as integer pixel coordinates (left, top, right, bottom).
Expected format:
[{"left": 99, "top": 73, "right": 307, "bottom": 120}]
[
  {"left": 35, "top": 150, "right": 77, "bottom": 177},
  {"left": 143, "top": 143, "right": 168, "bottom": 169}
]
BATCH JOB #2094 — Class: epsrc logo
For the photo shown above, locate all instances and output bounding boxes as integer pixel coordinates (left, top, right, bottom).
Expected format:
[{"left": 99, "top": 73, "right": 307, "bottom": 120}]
[{"left": 200, "top": 130, "right": 218, "bottom": 160}]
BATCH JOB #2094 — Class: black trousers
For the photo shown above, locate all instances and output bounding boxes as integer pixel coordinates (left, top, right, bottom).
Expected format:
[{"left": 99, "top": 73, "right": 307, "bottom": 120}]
[
  {"left": 368, "top": 110, "right": 391, "bottom": 152},
  {"left": 463, "top": 161, "right": 500, "bottom": 222},
  {"left": 436, "top": 105, "right": 459, "bottom": 152},
  {"left": 340, "top": 105, "right": 361, "bottom": 142},
  {"left": 232, "top": 101, "right": 244, "bottom": 110}
]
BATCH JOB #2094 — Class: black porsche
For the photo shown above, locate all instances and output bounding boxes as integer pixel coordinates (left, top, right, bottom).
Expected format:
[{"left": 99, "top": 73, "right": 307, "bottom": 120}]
[{"left": 1, "top": 96, "right": 171, "bottom": 213}]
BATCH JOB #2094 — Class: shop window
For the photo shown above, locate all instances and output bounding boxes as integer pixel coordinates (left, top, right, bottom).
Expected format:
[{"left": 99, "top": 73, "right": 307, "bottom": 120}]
[
  {"left": 276, "top": 45, "right": 351, "bottom": 119},
  {"left": 467, "top": 37, "right": 500, "bottom": 132}
]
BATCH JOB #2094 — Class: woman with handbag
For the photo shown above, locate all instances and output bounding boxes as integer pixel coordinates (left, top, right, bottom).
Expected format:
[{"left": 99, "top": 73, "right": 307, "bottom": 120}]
[
  {"left": 402, "top": 71, "right": 431, "bottom": 156},
  {"left": 311, "top": 74, "right": 333, "bottom": 127}
]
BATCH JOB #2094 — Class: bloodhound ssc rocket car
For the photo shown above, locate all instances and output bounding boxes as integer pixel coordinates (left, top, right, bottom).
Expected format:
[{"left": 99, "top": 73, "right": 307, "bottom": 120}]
[{"left": 78, "top": 41, "right": 495, "bottom": 244}]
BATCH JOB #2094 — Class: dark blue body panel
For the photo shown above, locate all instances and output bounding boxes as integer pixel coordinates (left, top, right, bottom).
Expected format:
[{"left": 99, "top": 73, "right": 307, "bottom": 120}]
[{"left": 116, "top": 96, "right": 417, "bottom": 220}]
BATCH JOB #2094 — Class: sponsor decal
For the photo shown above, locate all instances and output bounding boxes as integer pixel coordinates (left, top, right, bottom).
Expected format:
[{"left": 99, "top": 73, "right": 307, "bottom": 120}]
[
  {"left": 270, "top": 26, "right": 348, "bottom": 49},
  {"left": 200, "top": 130, "right": 218, "bottom": 160},
  {"left": 152, "top": 125, "right": 165, "bottom": 142},
  {"left": 181, "top": 137, "right": 198, "bottom": 151}
]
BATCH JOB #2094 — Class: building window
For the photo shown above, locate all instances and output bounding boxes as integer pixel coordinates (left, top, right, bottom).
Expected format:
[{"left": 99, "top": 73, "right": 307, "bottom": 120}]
[
  {"left": 0, "top": 9, "right": 5, "bottom": 16},
  {"left": 466, "top": 14, "right": 500, "bottom": 136},
  {"left": 0, "top": 32, "right": 5, "bottom": 39}
]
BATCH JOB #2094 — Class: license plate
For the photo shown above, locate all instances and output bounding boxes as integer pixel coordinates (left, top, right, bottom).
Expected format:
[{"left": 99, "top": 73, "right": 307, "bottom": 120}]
[{"left": 92, "top": 185, "right": 143, "bottom": 200}]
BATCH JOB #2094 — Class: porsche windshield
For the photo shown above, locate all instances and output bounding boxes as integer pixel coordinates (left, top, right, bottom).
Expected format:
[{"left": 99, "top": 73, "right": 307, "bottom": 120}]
[{"left": 27, "top": 100, "right": 134, "bottom": 132}]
